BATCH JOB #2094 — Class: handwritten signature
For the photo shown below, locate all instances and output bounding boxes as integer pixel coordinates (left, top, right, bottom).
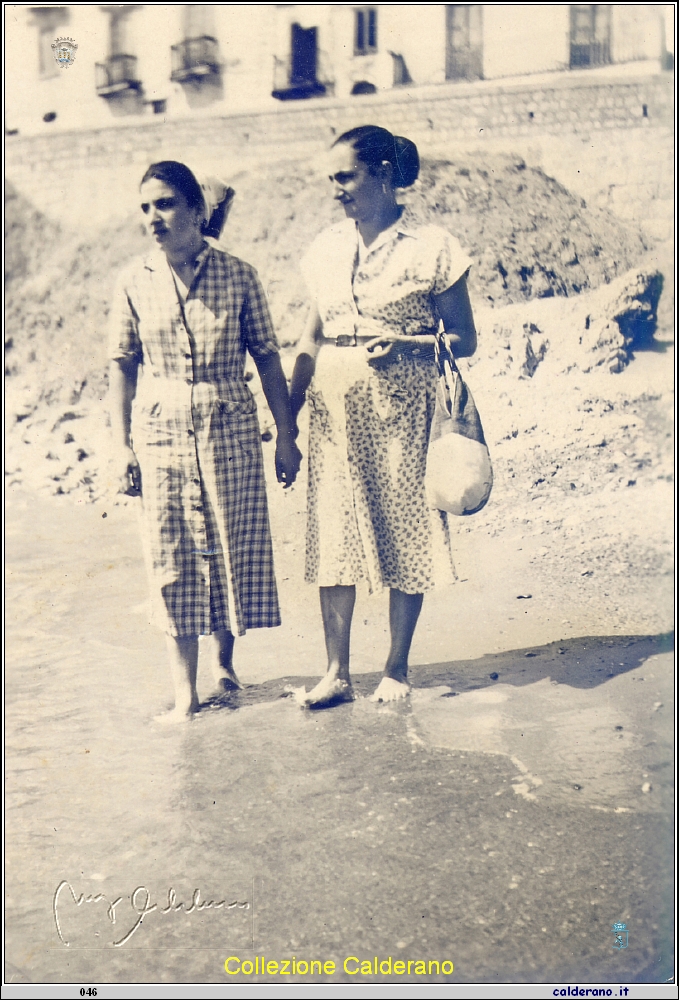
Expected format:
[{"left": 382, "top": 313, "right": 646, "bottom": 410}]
[{"left": 53, "top": 880, "right": 250, "bottom": 947}]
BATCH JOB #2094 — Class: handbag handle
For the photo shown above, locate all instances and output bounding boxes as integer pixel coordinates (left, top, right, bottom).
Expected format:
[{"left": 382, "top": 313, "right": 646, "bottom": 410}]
[
  {"left": 434, "top": 326, "right": 460, "bottom": 375},
  {"left": 434, "top": 327, "right": 461, "bottom": 417}
]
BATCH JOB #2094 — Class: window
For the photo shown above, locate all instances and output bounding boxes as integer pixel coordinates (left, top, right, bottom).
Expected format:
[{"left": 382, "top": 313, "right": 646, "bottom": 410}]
[
  {"left": 272, "top": 23, "right": 326, "bottom": 100},
  {"left": 171, "top": 6, "right": 219, "bottom": 82},
  {"left": 446, "top": 5, "right": 483, "bottom": 81},
  {"left": 391, "top": 52, "right": 412, "bottom": 87},
  {"left": 355, "top": 7, "right": 377, "bottom": 55},
  {"left": 95, "top": 8, "right": 140, "bottom": 96},
  {"left": 109, "top": 10, "right": 127, "bottom": 56},
  {"left": 351, "top": 80, "right": 377, "bottom": 95},
  {"left": 570, "top": 5, "right": 611, "bottom": 68},
  {"left": 183, "top": 4, "right": 215, "bottom": 39},
  {"left": 31, "top": 6, "right": 68, "bottom": 77}
]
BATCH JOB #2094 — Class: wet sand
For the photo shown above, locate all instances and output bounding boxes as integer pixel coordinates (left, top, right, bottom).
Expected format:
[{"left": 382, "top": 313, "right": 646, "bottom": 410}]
[{"left": 5, "top": 487, "right": 674, "bottom": 985}]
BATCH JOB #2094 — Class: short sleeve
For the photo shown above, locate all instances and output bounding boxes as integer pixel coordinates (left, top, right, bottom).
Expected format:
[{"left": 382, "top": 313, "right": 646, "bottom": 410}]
[
  {"left": 240, "top": 267, "right": 280, "bottom": 359},
  {"left": 300, "top": 234, "right": 323, "bottom": 301},
  {"left": 300, "top": 222, "right": 356, "bottom": 304},
  {"left": 108, "top": 269, "right": 142, "bottom": 363},
  {"left": 430, "top": 227, "right": 473, "bottom": 296}
]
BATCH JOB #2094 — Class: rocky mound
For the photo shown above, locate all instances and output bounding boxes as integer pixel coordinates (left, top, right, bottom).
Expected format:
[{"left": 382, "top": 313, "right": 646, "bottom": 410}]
[{"left": 223, "top": 155, "right": 649, "bottom": 345}]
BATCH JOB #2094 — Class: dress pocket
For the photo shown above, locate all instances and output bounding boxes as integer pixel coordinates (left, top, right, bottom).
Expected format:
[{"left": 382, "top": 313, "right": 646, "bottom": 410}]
[
  {"left": 217, "top": 396, "right": 257, "bottom": 418},
  {"left": 215, "top": 396, "right": 260, "bottom": 458},
  {"left": 368, "top": 369, "right": 411, "bottom": 424},
  {"left": 131, "top": 399, "right": 171, "bottom": 449}
]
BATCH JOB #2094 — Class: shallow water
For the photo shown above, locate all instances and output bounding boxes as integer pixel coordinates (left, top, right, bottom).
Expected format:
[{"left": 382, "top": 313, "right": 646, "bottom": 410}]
[
  {"left": 5, "top": 493, "right": 674, "bottom": 984},
  {"left": 410, "top": 654, "right": 673, "bottom": 813}
]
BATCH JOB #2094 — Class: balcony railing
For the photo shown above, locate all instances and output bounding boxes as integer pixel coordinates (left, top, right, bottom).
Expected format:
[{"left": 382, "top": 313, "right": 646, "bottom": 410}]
[
  {"left": 95, "top": 54, "right": 141, "bottom": 96},
  {"left": 271, "top": 55, "right": 326, "bottom": 101},
  {"left": 570, "top": 41, "right": 611, "bottom": 68},
  {"left": 171, "top": 36, "right": 220, "bottom": 82},
  {"left": 446, "top": 46, "right": 483, "bottom": 81}
]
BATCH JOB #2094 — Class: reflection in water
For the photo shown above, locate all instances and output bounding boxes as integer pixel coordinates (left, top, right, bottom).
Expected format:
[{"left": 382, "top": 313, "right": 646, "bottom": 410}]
[{"left": 410, "top": 658, "right": 673, "bottom": 811}]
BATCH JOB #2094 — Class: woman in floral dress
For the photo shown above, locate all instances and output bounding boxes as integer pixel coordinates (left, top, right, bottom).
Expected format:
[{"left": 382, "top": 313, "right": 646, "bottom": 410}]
[
  {"left": 109, "top": 161, "right": 301, "bottom": 723},
  {"left": 289, "top": 126, "right": 477, "bottom": 706}
]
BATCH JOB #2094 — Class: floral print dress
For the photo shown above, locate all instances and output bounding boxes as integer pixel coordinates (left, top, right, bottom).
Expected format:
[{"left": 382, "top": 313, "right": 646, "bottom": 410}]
[{"left": 301, "top": 213, "right": 473, "bottom": 595}]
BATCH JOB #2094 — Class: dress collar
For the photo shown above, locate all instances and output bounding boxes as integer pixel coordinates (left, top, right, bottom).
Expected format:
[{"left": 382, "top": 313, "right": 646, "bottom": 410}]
[
  {"left": 143, "top": 241, "right": 212, "bottom": 275},
  {"left": 355, "top": 206, "right": 418, "bottom": 259}
]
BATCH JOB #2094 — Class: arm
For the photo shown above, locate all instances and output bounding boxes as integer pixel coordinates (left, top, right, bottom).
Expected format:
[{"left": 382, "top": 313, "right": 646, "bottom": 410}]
[
  {"left": 239, "top": 267, "right": 302, "bottom": 486},
  {"left": 254, "top": 351, "right": 302, "bottom": 488},
  {"left": 289, "top": 302, "right": 323, "bottom": 424},
  {"left": 109, "top": 356, "right": 142, "bottom": 495},
  {"left": 434, "top": 273, "right": 477, "bottom": 357},
  {"left": 363, "top": 275, "right": 477, "bottom": 364}
]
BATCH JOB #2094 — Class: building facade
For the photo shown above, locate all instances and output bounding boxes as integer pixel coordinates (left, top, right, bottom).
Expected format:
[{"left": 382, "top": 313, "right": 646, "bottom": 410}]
[{"left": 5, "top": 4, "right": 673, "bottom": 136}]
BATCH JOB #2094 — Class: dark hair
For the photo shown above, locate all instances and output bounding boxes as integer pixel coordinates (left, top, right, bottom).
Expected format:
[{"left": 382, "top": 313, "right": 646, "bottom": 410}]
[
  {"left": 333, "top": 125, "right": 419, "bottom": 188},
  {"left": 140, "top": 160, "right": 205, "bottom": 216}
]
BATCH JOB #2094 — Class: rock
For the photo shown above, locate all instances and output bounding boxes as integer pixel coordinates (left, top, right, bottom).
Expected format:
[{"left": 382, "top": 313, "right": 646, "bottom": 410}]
[
  {"left": 580, "top": 267, "right": 664, "bottom": 372},
  {"left": 520, "top": 323, "right": 549, "bottom": 378}
]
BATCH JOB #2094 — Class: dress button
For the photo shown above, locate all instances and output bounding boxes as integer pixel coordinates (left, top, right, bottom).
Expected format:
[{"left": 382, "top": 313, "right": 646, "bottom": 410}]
[
  {"left": 184, "top": 353, "right": 191, "bottom": 360},
  {"left": 187, "top": 428, "right": 194, "bottom": 436},
  {"left": 194, "top": 505, "right": 203, "bottom": 512},
  {"left": 186, "top": 378, "right": 193, "bottom": 385},
  {"left": 193, "top": 478, "right": 200, "bottom": 486}
]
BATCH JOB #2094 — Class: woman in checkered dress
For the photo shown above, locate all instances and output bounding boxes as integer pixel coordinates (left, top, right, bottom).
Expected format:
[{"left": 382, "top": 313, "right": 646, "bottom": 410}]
[
  {"left": 109, "top": 162, "right": 301, "bottom": 724},
  {"left": 289, "top": 127, "right": 477, "bottom": 707}
]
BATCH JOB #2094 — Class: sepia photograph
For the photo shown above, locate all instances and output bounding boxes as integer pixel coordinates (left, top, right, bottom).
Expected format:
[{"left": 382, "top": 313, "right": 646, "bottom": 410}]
[{"left": 4, "top": 2, "right": 675, "bottom": 992}]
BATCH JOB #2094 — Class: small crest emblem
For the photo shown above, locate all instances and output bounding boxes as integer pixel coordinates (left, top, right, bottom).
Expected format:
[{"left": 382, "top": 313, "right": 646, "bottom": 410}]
[
  {"left": 612, "top": 921, "right": 628, "bottom": 950},
  {"left": 51, "top": 37, "right": 78, "bottom": 69}
]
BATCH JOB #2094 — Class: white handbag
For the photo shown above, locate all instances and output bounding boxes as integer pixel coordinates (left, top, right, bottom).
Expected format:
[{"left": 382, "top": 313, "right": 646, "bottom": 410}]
[{"left": 425, "top": 331, "right": 493, "bottom": 516}]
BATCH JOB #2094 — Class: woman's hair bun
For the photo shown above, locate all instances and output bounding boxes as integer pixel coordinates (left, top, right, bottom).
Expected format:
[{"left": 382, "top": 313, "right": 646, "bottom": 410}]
[
  {"left": 333, "top": 125, "right": 420, "bottom": 188},
  {"left": 392, "top": 134, "right": 419, "bottom": 188}
]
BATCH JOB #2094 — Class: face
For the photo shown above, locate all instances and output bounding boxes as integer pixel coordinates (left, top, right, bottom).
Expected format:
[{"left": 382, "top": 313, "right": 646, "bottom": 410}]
[
  {"left": 328, "top": 143, "right": 389, "bottom": 221},
  {"left": 140, "top": 178, "right": 203, "bottom": 255}
]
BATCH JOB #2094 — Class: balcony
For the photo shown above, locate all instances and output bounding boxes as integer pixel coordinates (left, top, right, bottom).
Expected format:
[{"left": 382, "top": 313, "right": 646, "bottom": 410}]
[
  {"left": 272, "top": 24, "right": 327, "bottom": 101},
  {"left": 570, "top": 41, "right": 611, "bottom": 68},
  {"left": 171, "top": 36, "right": 220, "bottom": 83},
  {"left": 95, "top": 54, "right": 141, "bottom": 96},
  {"left": 272, "top": 77, "right": 326, "bottom": 101},
  {"left": 271, "top": 52, "right": 327, "bottom": 101}
]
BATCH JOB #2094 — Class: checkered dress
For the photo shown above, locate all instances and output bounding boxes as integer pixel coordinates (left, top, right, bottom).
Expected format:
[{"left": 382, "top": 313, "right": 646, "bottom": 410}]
[{"left": 109, "top": 245, "right": 281, "bottom": 637}]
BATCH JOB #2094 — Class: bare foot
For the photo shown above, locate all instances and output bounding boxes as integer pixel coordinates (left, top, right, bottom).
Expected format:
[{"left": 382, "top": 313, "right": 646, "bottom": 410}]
[
  {"left": 304, "top": 674, "right": 354, "bottom": 708},
  {"left": 213, "top": 665, "right": 243, "bottom": 695},
  {"left": 285, "top": 684, "right": 311, "bottom": 706},
  {"left": 369, "top": 676, "right": 411, "bottom": 703},
  {"left": 153, "top": 703, "right": 198, "bottom": 725}
]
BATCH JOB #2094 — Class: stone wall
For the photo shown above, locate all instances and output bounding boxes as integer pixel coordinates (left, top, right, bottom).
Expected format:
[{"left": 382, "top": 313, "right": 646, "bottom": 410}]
[{"left": 5, "top": 68, "right": 673, "bottom": 240}]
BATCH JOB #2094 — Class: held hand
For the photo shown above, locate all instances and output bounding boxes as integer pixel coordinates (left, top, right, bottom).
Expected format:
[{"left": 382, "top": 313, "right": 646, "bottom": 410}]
[
  {"left": 115, "top": 446, "right": 142, "bottom": 497},
  {"left": 364, "top": 336, "right": 395, "bottom": 366},
  {"left": 275, "top": 434, "right": 302, "bottom": 489}
]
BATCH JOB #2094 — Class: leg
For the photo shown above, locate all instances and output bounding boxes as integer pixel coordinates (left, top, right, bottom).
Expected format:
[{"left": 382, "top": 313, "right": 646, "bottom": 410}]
[
  {"left": 210, "top": 629, "right": 242, "bottom": 693},
  {"left": 371, "top": 589, "right": 424, "bottom": 702},
  {"left": 304, "top": 585, "right": 356, "bottom": 706},
  {"left": 155, "top": 634, "right": 200, "bottom": 723}
]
